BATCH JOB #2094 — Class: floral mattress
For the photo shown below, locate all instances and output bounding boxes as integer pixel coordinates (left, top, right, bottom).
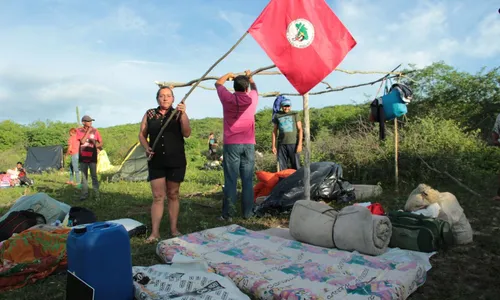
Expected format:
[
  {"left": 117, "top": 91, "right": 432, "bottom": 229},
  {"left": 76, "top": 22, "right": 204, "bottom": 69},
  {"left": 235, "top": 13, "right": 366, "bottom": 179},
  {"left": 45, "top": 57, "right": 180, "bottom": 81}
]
[{"left": 156, "top": 225, "right": 427, "bottom": 300}]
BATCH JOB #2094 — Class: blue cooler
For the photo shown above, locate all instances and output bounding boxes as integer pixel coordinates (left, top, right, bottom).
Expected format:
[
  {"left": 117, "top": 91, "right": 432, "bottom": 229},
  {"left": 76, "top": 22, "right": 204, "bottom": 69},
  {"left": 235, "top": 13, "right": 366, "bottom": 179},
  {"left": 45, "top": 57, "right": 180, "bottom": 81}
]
[{"left": 66, "top": 222, "right": 134, "bottom": 300}]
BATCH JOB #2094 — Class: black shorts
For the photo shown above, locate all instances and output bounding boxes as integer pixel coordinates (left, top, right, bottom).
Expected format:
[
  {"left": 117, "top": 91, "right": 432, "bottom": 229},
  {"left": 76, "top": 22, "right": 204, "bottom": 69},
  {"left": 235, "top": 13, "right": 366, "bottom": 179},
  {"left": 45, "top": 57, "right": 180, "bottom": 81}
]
[{"left": 147, "top": 166, "right": 186, "bottom": 182}]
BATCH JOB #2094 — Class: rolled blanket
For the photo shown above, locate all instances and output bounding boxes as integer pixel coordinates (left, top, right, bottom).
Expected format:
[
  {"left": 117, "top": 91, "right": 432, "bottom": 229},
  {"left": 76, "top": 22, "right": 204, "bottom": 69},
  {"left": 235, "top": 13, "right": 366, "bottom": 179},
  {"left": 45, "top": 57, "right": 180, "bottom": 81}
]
[
  {"left": 289, "top": 200, "right": 338, "bottom": 248},
  {"left": 333, "top": 205, "right": 392, "bottom": 256}
]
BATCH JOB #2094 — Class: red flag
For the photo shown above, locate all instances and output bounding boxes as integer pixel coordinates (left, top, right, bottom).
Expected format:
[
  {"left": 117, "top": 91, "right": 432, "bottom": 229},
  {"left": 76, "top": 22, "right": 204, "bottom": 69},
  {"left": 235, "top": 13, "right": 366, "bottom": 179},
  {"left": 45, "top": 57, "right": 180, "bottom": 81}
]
[{"left": 248, "top": 0, "right": 356, "bottom": 95}]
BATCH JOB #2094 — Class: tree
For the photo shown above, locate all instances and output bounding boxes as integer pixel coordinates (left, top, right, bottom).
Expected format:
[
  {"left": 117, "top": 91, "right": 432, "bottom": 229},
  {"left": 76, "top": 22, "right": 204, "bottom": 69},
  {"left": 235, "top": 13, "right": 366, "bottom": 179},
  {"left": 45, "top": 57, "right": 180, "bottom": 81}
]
[{"left": 405, "top": 62, "right": 500, "bottom": 140}]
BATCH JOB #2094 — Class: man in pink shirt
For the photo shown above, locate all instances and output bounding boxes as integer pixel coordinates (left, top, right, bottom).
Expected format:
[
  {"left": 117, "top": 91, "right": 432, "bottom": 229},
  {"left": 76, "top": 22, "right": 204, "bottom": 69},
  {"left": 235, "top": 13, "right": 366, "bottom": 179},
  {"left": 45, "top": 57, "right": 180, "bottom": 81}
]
[{"left": 215, "top": 70, "right": 258, "bottom": 220}]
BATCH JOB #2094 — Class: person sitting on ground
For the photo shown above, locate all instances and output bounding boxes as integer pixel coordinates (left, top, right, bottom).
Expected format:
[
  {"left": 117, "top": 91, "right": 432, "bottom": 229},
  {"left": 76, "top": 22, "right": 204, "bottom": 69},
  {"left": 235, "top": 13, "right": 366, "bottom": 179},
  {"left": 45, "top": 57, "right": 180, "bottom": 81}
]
[
  {"left": 215, "top": 70, "right": 258, "bottom": 221},
  {"left": 16, "top": 162, "right": 25, "bottom": 176},
  {"left": 16, "top": 162, "right": 33, "bottom": 186},
  {"left": 272, "top": 98, "right": 303, "bottom": 170},
  {"left": 76, "top": 115, "right": 103, "bottom": 201},
  {"left": 66, "top": 128, "right": 80, "bottom": 186},
  {"left": 139, "top": 86, "right": 191, "bottom": 243}
]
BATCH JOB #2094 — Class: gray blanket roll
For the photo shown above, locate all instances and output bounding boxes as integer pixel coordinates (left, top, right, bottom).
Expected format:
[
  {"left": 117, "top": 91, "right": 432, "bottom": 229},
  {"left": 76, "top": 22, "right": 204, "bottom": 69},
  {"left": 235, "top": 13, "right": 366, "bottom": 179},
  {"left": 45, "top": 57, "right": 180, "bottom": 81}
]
[
  {"left": 289, "top": 200, "right": 338, "bottom": 248},
  {"left": 333, "top": 205, "right": 392, "bottom": 256},
  {"left": 289, "top": 201, "right": 392, "bottom": 255}
]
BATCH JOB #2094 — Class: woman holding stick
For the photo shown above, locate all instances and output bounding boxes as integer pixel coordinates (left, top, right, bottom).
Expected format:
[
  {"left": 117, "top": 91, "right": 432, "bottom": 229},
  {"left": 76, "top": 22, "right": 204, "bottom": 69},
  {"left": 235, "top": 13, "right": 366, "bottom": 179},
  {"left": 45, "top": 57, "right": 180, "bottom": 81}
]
[{"left": 138, "top": 86, "right": 191, "bottom": 243}]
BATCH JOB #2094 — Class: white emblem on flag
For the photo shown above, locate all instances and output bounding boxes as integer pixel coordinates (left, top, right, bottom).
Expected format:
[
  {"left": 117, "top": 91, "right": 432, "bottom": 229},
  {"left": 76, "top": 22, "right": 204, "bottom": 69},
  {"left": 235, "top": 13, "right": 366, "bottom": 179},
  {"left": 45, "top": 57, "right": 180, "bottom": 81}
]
[{"left": 286, "top": 18, "right": 315, "bottom": 48}]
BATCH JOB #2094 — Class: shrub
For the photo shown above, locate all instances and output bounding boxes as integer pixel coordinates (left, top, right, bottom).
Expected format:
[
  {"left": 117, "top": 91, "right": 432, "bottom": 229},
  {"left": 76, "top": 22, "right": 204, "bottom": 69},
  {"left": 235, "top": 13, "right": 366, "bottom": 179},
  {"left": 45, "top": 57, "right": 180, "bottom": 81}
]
[{"left": 311, "top": 116, "right": 497, "bottom": 188}]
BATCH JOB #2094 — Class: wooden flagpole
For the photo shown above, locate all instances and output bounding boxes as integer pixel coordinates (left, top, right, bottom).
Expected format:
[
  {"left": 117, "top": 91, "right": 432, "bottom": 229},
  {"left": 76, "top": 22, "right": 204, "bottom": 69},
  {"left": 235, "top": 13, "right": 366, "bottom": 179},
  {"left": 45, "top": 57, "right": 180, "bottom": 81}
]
[
  {"left": 394, "top": 117, "right": 399, "bottom": 191},
  {"left": 148, "top": 31, "right": 249, "bottom": 160},
  {"left": 303, "top": 92, "right": 311, "bottom": 200},
  {"left": 394, "top": 73, "right": 403, "bottom": 191}
]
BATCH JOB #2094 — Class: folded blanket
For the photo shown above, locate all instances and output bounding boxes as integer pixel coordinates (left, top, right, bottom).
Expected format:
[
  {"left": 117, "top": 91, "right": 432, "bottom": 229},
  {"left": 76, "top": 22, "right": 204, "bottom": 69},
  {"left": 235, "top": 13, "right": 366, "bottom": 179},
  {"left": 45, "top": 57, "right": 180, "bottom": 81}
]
[{"left": 334, "top": 205, "right": 392, "bottom": 256}]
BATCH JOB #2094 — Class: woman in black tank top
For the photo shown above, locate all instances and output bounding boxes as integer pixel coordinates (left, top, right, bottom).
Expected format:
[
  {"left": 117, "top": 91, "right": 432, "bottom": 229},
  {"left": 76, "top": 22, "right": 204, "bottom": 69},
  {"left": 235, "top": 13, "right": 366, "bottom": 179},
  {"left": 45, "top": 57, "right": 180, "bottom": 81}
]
[{"left": 138, "top": 86, "right": 191, "bottom": 243}]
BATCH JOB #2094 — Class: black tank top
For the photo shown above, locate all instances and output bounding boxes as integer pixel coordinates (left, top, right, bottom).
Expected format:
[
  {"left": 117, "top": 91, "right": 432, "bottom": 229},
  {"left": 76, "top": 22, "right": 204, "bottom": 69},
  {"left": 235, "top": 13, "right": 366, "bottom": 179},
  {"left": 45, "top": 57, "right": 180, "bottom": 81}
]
[{"left": 146, "top": 107, "right": 186, "bottom": 168}]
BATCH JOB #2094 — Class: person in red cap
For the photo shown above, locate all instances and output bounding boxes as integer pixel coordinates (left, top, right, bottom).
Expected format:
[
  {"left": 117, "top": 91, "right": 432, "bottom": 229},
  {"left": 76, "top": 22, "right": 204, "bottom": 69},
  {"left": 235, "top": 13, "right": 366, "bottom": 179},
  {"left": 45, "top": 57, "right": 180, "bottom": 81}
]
[{"left": 76, "top": 115, "right": 103, "bottom": 201}]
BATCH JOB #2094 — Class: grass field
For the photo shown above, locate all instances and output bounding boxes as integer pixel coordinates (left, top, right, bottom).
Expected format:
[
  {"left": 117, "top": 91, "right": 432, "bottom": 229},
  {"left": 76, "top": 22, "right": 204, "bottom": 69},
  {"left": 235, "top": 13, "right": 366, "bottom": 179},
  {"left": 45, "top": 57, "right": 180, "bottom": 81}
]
[{"left": 1, "top": 165, "right": 499, "bottom": 300}]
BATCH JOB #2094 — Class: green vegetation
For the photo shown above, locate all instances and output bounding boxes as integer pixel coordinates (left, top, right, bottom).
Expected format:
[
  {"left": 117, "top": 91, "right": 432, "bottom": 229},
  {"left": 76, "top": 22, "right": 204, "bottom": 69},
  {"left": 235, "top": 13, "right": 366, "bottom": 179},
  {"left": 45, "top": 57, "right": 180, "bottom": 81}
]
[{"left": 1, "top": 62, "right": 499, "bottom": 299}]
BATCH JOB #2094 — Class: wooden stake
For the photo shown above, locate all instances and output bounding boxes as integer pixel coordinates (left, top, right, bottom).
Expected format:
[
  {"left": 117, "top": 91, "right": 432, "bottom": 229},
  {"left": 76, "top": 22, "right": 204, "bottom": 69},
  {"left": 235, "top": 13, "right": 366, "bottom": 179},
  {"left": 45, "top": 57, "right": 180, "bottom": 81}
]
[
  {"left": 394, "top": 117, "right": 399, "bottom": 191},
  {"left": 76, "top": 106, "right": 80, "bottom": 125},
  {"left": 303, "top": 92, "right": 311, "bottom": 200}
]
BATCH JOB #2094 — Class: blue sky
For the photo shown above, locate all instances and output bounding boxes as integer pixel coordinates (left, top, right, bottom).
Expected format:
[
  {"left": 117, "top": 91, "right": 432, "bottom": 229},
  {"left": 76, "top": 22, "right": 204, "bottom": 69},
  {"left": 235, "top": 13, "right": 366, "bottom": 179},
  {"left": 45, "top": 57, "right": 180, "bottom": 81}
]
[{"left": 0, "top": 0, "right": 499, "bottom": 127}]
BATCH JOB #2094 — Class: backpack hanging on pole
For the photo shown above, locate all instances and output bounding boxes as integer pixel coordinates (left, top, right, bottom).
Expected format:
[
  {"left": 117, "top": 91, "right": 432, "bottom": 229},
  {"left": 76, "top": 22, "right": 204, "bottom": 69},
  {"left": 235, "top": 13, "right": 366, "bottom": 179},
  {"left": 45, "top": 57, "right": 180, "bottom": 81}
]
[
  {"left": 381, "top": 79, "right": 412, "bottom": 121},
  {"left": 369, "top": 78, "right": 413, "bottom": 140}
]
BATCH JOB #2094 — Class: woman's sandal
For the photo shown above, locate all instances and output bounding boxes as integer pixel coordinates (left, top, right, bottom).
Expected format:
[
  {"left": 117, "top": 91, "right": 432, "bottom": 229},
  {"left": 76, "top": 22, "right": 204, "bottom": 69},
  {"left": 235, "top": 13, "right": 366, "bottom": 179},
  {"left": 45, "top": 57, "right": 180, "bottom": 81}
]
[
  {"left": 145, "top": 236, "right": 160, "bottom": 244},
  {"left": 172, "top": 231, "right": 182, "bottom": 238}
]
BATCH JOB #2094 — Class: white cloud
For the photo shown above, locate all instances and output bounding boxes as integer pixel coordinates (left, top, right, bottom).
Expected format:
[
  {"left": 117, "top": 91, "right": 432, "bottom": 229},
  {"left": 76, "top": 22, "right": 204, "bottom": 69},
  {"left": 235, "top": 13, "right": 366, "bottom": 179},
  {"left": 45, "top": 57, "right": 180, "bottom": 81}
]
[
  {"left": 36, "top": 83, "right": 115, "bottom": 102},
  {"left": 464, "top": 14, "right": 500, "bottom": 58},
  {"left": 0, "top": 0, "right": 497, "bottom": 127},
  {"left": 105, "top": 6, "right": 148, "bottom": 32},
  {"left": 399, "top": 3, "right": 448, "bottom": 39},
  {"left": 0, "top": 87, "right": 9, "bottom": 101},
  {"left": 438, "top": 38, "right": 460, "bottom": 55},
  {"left": 219, "top": 10, "right": 252, "bottom": 36}
]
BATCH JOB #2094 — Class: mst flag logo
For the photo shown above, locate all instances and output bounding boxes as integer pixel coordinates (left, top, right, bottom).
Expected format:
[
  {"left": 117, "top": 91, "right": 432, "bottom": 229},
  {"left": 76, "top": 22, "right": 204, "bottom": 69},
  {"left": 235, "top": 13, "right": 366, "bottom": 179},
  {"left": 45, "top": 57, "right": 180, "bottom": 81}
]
[
  {"left": 286, "top": 19, "right": 315, "bottom": 48},
  {"left": 248, "top": 0, "right": 356, "bottom": 94}
]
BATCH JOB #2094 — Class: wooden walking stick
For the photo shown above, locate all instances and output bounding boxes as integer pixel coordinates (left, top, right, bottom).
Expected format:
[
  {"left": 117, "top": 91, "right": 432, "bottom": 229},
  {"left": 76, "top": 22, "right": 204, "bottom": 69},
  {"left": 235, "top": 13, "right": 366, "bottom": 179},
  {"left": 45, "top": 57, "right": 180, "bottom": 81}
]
[{"left": 148, "top": 32, "right": 250, "bottom": 160}]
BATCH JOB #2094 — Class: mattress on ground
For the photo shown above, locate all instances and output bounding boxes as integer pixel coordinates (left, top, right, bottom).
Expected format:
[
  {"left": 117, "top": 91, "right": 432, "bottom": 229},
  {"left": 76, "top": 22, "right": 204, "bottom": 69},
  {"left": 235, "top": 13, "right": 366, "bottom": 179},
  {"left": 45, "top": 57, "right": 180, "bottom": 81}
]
[{"left": 157, "top": 225, "right": 427, "bottom": 300}]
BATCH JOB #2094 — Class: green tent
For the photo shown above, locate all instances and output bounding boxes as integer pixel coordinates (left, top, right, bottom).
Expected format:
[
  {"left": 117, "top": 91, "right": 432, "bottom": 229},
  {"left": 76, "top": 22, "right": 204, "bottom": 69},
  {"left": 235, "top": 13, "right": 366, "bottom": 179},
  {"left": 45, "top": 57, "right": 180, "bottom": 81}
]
[{"left": 111, "top": 143, "right": 148, "bottom": 182}]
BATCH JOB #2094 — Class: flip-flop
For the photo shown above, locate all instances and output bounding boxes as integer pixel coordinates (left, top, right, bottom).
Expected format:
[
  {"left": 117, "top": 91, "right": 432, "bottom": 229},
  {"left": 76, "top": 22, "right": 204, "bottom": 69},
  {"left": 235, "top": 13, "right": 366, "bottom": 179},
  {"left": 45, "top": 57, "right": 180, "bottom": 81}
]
[
  {"left": 172, "top": 232, "right": 182, "bottom": 238},
  {"left": 145, "top": 236, "right": 160, "bottom": 244}
]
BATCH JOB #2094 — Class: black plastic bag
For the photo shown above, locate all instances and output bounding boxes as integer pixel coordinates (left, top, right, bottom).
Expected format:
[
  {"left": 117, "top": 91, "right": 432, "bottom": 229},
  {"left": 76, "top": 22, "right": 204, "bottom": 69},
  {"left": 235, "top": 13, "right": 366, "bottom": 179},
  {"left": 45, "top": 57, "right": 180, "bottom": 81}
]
[
  {"left": 69, "top": 207, "right": 97, "bottom": 226},
  {"left": 254, "top": 162, "right": 355, "bottom": 216}
]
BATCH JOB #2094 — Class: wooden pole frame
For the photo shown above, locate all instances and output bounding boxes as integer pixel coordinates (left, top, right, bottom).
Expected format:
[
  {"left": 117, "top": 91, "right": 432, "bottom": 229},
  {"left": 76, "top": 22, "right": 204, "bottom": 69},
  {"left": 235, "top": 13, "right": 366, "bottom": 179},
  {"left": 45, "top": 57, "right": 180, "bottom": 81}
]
[
  {"left": 148, "top": 31, "right": 249, "bottom": 160},
  {"left": 394, "top": 117, "right": 399, "bottom": 191},
  {"left": 157, "top": 63, "right": 412, "bottom": 198},
  {"left": 302, "top": 92, "right": 311, "bottom": 200}
]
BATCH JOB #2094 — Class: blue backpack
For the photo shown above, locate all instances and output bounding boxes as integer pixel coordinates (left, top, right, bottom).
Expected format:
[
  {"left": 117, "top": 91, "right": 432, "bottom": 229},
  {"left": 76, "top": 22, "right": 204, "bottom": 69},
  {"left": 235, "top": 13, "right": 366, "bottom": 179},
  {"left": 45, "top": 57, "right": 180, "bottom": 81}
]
[
  {"left": 382, "top": 87, "right": 408, "bottom": 121},
  {"left": 370, "top": 80, "right": 412, "bottom": 140}
]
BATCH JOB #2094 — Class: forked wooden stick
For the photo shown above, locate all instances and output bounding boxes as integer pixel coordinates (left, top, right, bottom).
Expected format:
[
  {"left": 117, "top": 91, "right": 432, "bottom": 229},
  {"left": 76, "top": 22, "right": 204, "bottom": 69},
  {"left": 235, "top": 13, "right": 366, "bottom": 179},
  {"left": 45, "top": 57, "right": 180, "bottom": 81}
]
[{"left": 148, "top": 32, "right": 250, "bottom": 160}]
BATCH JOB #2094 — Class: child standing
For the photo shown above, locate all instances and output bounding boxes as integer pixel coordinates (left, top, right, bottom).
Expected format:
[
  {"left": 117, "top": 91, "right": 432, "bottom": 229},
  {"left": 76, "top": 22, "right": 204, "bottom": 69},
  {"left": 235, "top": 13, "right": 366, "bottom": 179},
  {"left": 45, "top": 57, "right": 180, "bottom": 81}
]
[{"left": 272, "top": 98, "right": 303, "bottom": 170}]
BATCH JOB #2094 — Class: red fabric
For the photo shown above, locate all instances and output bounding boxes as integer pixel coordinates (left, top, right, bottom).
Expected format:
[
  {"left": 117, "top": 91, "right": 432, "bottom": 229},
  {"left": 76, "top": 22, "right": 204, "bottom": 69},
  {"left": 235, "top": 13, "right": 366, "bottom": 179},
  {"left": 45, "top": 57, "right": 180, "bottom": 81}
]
[
  {"left": 255, "top": 171, "right": 279, "bottom": 187},
  {"left": 276, "top": 169, "right": 296, "bottom": 178},
  {"left": 254, "top": 182, "right": 274, "bottom": 201},
  {"left": 367, "top": 203, "right": 385, "bottom": 215},
  {"left": 248, "top": 0, "right": 356, "bottom": 95},
  {"left": 253, "top": 169, "right": 296, "bottom": 201}
]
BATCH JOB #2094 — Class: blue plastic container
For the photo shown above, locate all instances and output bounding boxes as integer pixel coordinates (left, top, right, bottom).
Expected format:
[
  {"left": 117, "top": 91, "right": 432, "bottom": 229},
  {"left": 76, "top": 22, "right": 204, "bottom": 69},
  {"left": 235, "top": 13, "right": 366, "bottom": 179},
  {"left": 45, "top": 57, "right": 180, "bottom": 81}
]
[
  {"left": 382, "top": 88, "right": 408, "bottom": 120},
  {"left": 67, "top": 221, "right": 134, "bottom": 300}
]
